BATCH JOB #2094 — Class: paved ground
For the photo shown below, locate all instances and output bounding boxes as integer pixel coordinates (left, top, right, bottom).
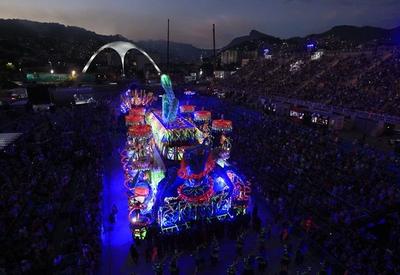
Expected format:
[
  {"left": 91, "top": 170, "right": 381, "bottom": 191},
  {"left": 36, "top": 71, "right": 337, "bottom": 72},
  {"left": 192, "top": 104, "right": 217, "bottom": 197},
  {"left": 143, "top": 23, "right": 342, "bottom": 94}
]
[{"left": 100, "top": 134, "right": 134, "bottom": 275}]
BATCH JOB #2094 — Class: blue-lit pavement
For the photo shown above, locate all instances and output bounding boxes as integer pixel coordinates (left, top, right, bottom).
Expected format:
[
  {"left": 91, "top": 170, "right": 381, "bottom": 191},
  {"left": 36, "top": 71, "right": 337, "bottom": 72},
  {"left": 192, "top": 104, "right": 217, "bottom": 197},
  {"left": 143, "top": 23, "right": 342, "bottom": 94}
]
[{"left": 100, "top": 135, "right": 134, "bottom": 275}]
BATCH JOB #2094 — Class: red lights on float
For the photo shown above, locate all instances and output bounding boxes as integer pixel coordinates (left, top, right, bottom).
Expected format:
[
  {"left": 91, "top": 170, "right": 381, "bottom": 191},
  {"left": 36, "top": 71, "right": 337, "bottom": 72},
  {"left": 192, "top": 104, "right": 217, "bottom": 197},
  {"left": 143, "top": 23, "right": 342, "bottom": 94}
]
[
  {"left": 177, "top": 155, "right": 216, "bottom": 180},
  {"left": 128, "top": 125, "right": 152, "bottom": 139},
  {"left": 212, "top": 119, "right": 233, "bottom": 132},
  {"left": 126, "top": 115, "right": 144, "bottom": 126},
  {"left": 177, "top": 177, "right": 215, "bottom": 204},
  {"left": 134, "top": 186, "right": 150, "bottom": 197},
  {"left": 194, "top": 110, "right": 211, "bottom": 122},
  {"left": 179, "top": 105, "right": 195, "bottom": 114},
  {"left": 130, "top": 107, "right": 146, "bottom": 116}
]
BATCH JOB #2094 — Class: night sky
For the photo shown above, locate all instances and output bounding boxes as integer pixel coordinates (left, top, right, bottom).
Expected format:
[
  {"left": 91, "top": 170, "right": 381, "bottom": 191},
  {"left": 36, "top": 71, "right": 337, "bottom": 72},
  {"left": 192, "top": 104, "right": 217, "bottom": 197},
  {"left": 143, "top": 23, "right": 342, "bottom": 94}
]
[{"left": 1, "top": 0, "right": 399, "bottom": 48}]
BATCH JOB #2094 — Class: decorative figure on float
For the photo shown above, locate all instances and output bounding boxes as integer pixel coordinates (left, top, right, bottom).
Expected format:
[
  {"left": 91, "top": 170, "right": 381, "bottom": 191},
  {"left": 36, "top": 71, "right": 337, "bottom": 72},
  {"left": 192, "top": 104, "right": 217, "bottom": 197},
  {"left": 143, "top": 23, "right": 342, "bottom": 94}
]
[
  {"left": 220, "top": 134, "right": 232, "bottom": 151},
  {"left": 161, "top": 74, "right": 179, "bottom": 123},
  {"left": 201, "top": 124, "right": 213, "bottom": 146}
]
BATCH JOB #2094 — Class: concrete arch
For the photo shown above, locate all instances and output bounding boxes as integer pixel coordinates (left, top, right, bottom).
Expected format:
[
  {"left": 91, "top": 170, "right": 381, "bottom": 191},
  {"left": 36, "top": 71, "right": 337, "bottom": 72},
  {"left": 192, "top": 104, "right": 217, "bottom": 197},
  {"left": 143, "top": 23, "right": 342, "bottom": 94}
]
[{"left": 82, "top": 41, "right": 161, "bottom": 76}]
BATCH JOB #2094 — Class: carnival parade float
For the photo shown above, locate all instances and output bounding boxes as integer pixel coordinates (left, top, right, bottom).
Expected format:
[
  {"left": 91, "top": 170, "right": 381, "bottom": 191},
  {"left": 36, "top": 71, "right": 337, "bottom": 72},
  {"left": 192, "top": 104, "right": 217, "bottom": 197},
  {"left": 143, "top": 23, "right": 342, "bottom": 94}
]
[{"left": 120, "top": 74, "right": 251, "bottom": 237}]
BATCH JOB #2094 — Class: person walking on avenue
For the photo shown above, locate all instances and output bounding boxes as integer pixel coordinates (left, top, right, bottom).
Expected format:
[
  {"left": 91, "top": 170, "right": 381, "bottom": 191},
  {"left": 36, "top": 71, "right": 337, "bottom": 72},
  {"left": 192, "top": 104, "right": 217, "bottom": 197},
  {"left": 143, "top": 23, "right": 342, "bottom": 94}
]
[
  {"left": 295, "top": 248, "right": 304, "bottom": 266},
  {"left": 169, "top": 256, "right": 179, "bottom": 275},
  {"left": 242, "top": 256, "right": 254, "bottom": 275},
  {"left": 257, "top": 229, "right": 266, "bottom": 254},
  {"left": 152, "top": 261, "right": 163, "bottom": 275},
  {"left": 210, "top": 237, "right": 220, "bottom": 266},
  {"left": 256, "top": 255, "right": 268, "bottom": 273},
  {"left": 129, "top": 244, "right": 139, "bottom": 264},
  {"left": 227, "top": 262, "right": 237, "bottom": 275},
  {"left": 236, "top": 233, "right": 244, "bottom": 256}
]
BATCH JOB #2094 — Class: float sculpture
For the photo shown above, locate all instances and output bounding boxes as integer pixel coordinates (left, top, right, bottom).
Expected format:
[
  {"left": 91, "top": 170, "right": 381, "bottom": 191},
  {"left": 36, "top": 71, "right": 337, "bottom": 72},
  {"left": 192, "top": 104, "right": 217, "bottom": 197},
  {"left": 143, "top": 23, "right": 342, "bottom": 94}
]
[{"left": 161, "top": 74, "right": 179, "bottom": 123}]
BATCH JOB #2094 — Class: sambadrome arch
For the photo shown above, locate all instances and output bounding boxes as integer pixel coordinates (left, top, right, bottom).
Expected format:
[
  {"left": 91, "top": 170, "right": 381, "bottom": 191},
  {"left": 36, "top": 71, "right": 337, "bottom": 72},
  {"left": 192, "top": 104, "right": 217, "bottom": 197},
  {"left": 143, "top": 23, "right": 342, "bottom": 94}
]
[{"left": 82, "top": 41, "right": 161, "bottom": 76}]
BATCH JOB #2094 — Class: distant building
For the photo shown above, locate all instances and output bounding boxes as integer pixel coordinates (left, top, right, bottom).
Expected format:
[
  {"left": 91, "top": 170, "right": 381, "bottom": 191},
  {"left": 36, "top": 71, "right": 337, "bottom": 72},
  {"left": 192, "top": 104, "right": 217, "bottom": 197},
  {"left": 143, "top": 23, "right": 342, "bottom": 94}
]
[
  {"left": 241, "top": 59, "right": 250, "bottom": 67},
  {"left": 26, "top": 73, "right": 69, "bottom": 83},
  {"left": 214, "top": 70, "right": 235, "bottom": 79},
  {"left": 241, "top": 50, "right": 258, "bottom": 60},
  {"left": 184, "top": 74, "right": 197, "bottom": 83},
  {"left": 220, "top": 49, "right": 258, "bottom": 66},
  {"left": 220, "top": 50, "right": 238, "bottom": 65},
  {"left": 311, "top": 50, "right": 324, "bottom": 61}
]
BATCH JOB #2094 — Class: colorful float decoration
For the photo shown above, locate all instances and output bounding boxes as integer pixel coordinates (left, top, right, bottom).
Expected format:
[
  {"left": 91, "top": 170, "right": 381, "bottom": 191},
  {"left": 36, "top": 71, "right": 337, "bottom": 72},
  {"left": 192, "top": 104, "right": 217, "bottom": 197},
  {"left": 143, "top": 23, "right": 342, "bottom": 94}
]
[
  {"left": 146, "top": 110, "right": 202, "bottom": 161},
  {"left": 179, "top": 104, "right": 195, "bottom": 114},
  {"left": 125, "top": 115, "right": 144, "bottom": 126},
  {"left": 125, "top": 126, "right": 153, "bottom": 170},
  {"left": 121, "top": 74, "right": 250, "bottom": 236},
  {"left": 130, "top": 107, "right": 146, "bottom": 116},
  {"left": 120, "top": 89, "right": 155, "bottom": 114},
  {"left": 128, "top": 125, "right": 152, "bottom": 139},
  {"left": 211, "top": 119, "right": 233, "bottom": 160},
  {"left": 156, "top": 145, "right": 250, "bottom": 230},
  {"left": 194, "top": 110, "right": 212, "bottom": 122},
  {"left": 212, "top": 119, "right": 233, "bottom": 132}
]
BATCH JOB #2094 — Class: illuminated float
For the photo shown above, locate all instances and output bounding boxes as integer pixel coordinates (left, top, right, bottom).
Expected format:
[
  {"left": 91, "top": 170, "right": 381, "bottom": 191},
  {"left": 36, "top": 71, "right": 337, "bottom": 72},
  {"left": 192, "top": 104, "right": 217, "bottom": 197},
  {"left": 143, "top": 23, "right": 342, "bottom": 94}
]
[
  {"left": 130, "top": 107, "right": 146, "bottom": 116},
  {"left": 126, "top": 125, "right": 153, "bottom": 168},
  {"left": 121, "top": 74, "right": 250, "bottom": 236},
  {"left": 155, "top": 145, "right": 251, "bottom": 232},
  {"left": 194, "top": 110, "right": 211, "bottom": 123},
  {"left": 125, "top": 115, "right": 144, "bottom": 126},
  {"left": 179, "top": 104, "right": 195, "bottom": 115},
  {"left": 212, "top": 118, "right": 233, "bottom": 160},
  {"left": 146, "top": 110, "right": 202, "bottom": 161},
  {"left": 120, "top": 88, "right": 164, "bottom": 238},
  {"left": 121, "top": 89, "right": 155, "bottom": 114}
]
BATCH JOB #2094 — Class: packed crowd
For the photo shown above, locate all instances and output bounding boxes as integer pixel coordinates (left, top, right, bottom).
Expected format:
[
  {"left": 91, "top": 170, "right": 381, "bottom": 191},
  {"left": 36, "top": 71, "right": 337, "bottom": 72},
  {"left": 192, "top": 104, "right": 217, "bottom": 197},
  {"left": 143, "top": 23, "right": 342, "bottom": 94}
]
[
  {"left": 216, "top": 47, "right": 400, "bottom": 116},
  {"left": 128, "top": 193, "right": 321, "bottom": 275},
  {"left": 225, "top": 102, "right": 400, "bottom": 274},
  {"left": 0, "top": 101, "right": 116, "bottom": 274}
]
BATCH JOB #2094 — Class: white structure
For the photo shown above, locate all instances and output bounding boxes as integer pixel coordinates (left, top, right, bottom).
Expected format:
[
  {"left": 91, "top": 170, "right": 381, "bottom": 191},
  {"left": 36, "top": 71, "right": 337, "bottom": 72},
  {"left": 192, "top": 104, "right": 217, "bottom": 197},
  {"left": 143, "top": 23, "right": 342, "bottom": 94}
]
[
  {"left": 214, "top": 70, "right": 235, "bottom": 79},
  {"left": 220, "top": 49, "right": 238, "bottom": 65},
  {"left": 82, "top": 41, "right": 161, "bottom": 76},
  {"left": 311, "top": 50, "right": 324, "bottom": 61}
]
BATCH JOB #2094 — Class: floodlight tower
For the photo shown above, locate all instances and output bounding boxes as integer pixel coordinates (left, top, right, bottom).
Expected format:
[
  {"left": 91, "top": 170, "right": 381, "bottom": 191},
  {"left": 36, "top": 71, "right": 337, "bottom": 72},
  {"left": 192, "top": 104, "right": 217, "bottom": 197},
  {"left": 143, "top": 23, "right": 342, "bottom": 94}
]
[
  {"left": 167, "top": 19, "right": 170, "bottom": 73},
  {"left": 213, "top": 24, "right": 216, "bottom": 71}
]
